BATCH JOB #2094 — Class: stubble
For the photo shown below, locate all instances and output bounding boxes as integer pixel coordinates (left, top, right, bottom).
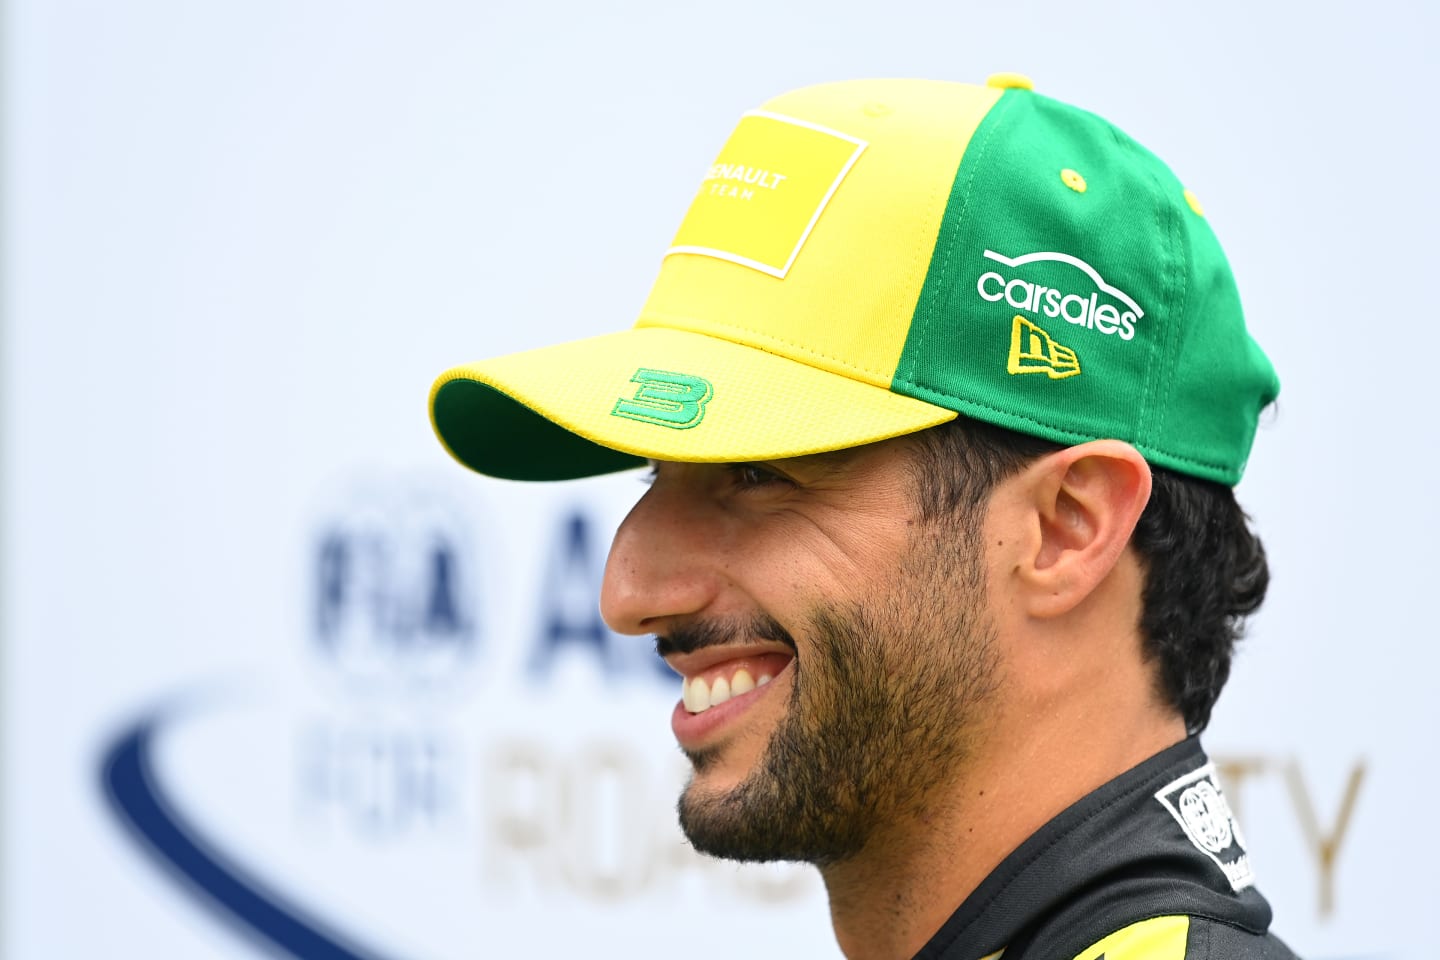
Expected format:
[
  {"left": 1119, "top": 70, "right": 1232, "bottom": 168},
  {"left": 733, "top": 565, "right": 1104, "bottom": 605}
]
[{"left": 675, "top": 521, "right": 1000, "bottom": 866}]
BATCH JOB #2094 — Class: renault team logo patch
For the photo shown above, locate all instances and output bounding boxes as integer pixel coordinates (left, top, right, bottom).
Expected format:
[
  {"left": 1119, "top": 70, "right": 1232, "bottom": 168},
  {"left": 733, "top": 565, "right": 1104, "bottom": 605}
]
[
  {"left": 611, "top": 368, "right": 713, "bottom": 429},
  {"left": 667, "top": 110, "right": 868, "bottom": 278},
  {"left": 1155, "top": 764, "right": 1255, "bottom": 892},
  {"left": 1008, "top": 316, "right": 1080, "bottom": 379}
]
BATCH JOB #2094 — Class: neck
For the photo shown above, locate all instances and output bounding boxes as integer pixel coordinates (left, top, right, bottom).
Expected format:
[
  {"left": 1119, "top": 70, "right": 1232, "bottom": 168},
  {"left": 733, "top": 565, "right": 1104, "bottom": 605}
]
[
  {"left": 819, "top": 788, "right": 1000, "bottom": 960},
  {"left": 819, "top": 551, "right": 1186, "bottom": 959}
]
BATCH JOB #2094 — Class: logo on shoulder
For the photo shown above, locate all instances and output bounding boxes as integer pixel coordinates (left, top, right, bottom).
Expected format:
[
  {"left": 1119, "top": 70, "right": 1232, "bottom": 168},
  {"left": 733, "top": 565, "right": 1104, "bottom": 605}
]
[
  {"left": 1008, "top": 316, "right": 1080, "bottom": 380},
  {"left": 612, "top": 368, "right": 713, "bottom": 429},
  {"left": 977, "top": 249, "right": 1142, "bottom": 342},
  {"left": 1156, "top": 763, "right": 1255, "bottom": 892}
]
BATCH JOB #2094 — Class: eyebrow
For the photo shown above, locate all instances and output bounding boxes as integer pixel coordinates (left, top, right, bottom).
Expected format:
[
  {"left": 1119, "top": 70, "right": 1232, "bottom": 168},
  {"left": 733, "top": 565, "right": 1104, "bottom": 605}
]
[
  {"left": 646, "top": 446, "right": 869, "bottom": 479},
  {"left": 774, "top": 449, "right": 854, "bottom": 469},
  {"left": 757, "top": 447, "right": 873, "bottom": 481}
]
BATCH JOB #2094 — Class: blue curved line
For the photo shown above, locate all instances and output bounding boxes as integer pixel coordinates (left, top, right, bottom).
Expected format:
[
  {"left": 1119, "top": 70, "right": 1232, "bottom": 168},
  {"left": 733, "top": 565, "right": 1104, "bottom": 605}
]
[{"left": 100, "top": 712, "right": 404, "bottom": 960}]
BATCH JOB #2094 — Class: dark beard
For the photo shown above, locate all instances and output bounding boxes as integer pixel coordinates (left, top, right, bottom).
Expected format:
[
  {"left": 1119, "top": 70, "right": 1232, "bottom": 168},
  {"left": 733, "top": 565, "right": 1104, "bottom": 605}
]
[{"left": 675, "top": 536, "right": 998, "bottom": 866}]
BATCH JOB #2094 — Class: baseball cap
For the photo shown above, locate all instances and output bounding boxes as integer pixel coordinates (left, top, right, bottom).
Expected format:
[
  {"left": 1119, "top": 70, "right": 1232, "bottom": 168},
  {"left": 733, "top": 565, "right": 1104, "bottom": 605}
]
[{"left": 430, "top": 74, "right": 1279, "bottom": 486}]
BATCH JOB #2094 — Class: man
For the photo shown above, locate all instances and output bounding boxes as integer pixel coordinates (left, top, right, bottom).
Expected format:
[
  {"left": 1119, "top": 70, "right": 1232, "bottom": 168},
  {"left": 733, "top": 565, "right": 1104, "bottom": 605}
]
[{"left": 430, "top": 75, "right": 1297, "bottom": 959}]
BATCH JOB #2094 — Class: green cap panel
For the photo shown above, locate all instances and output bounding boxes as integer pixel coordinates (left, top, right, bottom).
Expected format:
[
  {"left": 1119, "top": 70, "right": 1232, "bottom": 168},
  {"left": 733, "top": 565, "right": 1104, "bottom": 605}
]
[
  {"left": 1156, "top": 202, "right": 1280, "bottom": 479},
  {"left": 893, "top": 89, "right": 1278, "bottom": 484}
]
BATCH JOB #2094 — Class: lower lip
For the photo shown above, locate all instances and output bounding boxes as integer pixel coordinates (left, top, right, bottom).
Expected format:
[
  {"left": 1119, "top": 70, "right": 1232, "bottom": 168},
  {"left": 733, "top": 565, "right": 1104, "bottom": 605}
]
[{"left": 669, "top": 665, "right": 791, "bottom": 750}]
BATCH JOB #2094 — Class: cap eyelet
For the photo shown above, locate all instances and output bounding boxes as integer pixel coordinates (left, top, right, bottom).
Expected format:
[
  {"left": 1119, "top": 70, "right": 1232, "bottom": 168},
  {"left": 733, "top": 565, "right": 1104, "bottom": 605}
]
[{"left": 1061, "top": 168, "right": 1087, "bottom": 193}]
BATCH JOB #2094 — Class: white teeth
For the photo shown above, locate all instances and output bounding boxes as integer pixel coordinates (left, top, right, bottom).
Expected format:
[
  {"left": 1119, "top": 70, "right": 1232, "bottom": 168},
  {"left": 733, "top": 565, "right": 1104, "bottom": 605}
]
[
  {"left": 683, "top": 676, "right": 711, "bottom": 713},
  {"left": 683, "top": 667, "right": 779, "bottom": 714}
]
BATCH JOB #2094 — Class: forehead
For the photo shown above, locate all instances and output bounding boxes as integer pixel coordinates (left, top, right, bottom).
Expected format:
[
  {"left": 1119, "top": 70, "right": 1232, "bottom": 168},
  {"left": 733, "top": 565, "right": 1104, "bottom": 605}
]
[{"left": 651, "top": 434, "right": 923, "bottom": 477}]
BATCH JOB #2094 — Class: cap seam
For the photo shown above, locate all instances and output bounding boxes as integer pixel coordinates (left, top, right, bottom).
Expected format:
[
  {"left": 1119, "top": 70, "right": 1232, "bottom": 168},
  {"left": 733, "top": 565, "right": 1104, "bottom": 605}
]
[
  {"left": 891, "top": 374, "right": 1237, "bottom": 476},
  {"left": 895, "top": 97, "right": 979, "bottom": 385},
  {"left": 1139, "top": 145, "right": 1188, "bottom": 452},
  {"left": 1124, "top": 131, "right": 1165, "bottom": 450},
  {"left": 636, "top": 312, "right": 890, "bottom": 386},
  {"left": 1155, "top": 202, "right": 1189, "bottom": 447},
  {"left": 897, "top": 90, "right": 1020, "bottom": 387}
]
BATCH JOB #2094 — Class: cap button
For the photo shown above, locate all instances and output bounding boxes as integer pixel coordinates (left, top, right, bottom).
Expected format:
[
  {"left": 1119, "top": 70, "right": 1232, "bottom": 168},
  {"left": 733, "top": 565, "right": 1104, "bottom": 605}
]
[{"left": 986, "top": 72, "right": 1035, "bottom": 91}]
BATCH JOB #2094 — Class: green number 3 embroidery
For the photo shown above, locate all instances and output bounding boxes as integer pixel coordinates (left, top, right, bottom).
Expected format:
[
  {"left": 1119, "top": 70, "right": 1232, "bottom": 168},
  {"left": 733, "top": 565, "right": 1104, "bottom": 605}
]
[{"left": 611, "top": 368, "right": 713, "bottom": 429}]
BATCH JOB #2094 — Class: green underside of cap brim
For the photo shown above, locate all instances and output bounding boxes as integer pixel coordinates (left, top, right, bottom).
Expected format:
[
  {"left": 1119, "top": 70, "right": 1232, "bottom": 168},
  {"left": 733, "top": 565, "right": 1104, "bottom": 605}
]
[{"left": 433, "top": 380, "right": 646, "bottom": 481}]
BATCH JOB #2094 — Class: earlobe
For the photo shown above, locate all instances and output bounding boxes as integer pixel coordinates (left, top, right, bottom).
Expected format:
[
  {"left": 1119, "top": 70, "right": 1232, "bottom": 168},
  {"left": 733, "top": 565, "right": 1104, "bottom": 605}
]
[{"left": 1019, "top": 441, "right": 1152, "bottom": 619}]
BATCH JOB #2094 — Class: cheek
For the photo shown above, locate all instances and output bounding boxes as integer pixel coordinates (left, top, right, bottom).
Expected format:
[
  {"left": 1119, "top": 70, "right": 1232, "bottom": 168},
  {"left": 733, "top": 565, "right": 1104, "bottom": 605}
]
[
  {"left": 976, "top": 516, "right": 1024, "bottom": 607},
  {"left": 749, "top": 533, "right": 911, "bottom": 614}
]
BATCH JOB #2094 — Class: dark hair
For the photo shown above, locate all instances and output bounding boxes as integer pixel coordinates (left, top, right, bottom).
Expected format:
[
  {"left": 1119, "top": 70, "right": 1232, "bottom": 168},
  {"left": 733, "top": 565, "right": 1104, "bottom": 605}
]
[{"left": 908, "top": 416, "right": 1269, "bottom": 733}]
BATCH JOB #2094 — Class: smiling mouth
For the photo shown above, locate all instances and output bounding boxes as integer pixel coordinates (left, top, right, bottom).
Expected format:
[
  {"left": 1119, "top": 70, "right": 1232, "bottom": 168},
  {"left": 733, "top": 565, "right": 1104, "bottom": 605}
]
[{"left": 680, "top": 653, "right": 794, "bottom": 715}]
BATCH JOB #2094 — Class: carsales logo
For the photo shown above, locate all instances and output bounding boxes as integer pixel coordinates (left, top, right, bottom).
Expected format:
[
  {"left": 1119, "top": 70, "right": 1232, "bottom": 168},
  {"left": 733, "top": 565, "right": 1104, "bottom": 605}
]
[{"left": 976, "top": 249, "right": 1143, "bottom": 341}]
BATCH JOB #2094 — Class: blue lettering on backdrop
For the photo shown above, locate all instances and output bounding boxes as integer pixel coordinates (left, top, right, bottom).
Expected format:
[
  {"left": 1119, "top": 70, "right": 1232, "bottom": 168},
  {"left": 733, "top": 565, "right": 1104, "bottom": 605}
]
[
  {"left": 531, "top": 508, "right": 674, "bottom": 684},
  {"left": 303, "top": 486, "right": 477, "bottom": 835},
  {"left": 315, "top": 531, "right": 472, "bottom": 654},
  {"left": 425, "top": 542, "right": 464, "bottom": 636},
  {"left": 297, "top": 723, "right": 454, "bottom": 838},
  {"left": 315, "top": 533, "right": 349, "bottom": 643},
  {"left": 312, "top": 501, "right": 476, "bottom": 694}
]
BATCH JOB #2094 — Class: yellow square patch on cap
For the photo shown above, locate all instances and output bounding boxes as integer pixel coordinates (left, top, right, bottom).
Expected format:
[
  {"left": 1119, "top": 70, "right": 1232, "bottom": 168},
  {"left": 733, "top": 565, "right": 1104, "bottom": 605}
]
[{"left": 667, "top": 110, "right": 867, "bottom": 278}]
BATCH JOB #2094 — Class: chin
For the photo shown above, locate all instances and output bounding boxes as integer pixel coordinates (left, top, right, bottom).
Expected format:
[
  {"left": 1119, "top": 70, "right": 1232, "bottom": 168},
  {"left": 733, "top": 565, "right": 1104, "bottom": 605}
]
[{"left": 681, "top": 745, "right": 756, "bottom": 800}]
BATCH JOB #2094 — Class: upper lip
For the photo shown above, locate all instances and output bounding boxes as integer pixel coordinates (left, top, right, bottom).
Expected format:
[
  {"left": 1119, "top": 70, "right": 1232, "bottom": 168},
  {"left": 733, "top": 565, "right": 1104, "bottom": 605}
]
[{"left": 660, "top": 643, "right": 795, "bottom": 679}]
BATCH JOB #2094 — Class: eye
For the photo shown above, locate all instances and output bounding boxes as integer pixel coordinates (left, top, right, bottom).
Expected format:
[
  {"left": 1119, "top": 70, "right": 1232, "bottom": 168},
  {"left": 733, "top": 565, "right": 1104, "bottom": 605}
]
[{"left": 726, "top": 462, "right": 793, "bottom": 492}]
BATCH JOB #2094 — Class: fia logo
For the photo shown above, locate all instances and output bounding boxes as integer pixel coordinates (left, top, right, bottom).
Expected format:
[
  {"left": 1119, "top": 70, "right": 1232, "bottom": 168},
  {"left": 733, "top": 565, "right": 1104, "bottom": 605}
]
[{"left": 312, "top": 484, "right": 478, "bottom": 697}]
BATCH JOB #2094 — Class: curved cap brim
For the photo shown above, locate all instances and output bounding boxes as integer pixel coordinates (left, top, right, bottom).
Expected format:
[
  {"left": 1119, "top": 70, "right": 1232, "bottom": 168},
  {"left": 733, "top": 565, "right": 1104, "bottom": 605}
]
[{"left": 430, "top": 326, "right": 956, "bottom": 481}]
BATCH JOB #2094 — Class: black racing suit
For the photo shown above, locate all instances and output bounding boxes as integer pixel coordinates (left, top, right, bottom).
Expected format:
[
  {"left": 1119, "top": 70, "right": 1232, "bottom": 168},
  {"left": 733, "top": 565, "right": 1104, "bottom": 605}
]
[{"left": 914, "top": 738, "right": 1299, "bottom": 959}]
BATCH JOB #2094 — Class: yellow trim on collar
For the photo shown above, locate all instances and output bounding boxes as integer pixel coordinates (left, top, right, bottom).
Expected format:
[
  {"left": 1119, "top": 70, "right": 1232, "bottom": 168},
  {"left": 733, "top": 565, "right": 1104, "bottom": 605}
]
[{"left": 1071, "top": 915, "right": 1190, "bottom": 959}]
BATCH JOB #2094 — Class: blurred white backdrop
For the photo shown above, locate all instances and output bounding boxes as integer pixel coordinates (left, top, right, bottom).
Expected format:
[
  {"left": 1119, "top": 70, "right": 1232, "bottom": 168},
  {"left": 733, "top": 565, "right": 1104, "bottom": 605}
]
[{"left": 5, "top": 1, "right": 1435, "bottom": 957}]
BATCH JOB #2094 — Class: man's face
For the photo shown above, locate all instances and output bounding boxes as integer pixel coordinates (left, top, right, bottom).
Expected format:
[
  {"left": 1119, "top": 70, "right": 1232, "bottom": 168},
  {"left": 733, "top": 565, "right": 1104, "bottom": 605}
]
[{"left": 600, "top": 438, "right": 1001, "bottom": 865}]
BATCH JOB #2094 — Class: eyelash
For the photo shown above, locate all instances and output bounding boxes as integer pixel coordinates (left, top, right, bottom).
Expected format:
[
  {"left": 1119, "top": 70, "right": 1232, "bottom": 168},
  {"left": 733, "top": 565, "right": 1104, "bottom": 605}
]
[
  {"left": 726, "top": 462, "right": 793, "bottom": 491},
  {"left": 639, "top": 463, "right": 795, "bottom": 492}
]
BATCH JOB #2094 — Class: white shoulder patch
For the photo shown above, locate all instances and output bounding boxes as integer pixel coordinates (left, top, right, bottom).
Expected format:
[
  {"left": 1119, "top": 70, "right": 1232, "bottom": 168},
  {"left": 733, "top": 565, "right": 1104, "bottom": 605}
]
[{"left": 1155, "top": 762, "right": 1255, "bottom": 892}]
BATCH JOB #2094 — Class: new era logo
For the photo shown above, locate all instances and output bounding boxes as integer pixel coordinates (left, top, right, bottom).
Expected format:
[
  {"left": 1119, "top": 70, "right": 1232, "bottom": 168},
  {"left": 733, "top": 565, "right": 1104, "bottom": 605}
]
[{"left": 1007, "top": 316, "right": 1080, "bottom": 380}]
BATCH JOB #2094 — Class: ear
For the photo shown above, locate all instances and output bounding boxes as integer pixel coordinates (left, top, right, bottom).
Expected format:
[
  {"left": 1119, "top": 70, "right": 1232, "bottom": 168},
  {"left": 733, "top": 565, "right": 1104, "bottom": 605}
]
[{"left": 1015, "top": 440, "right": 1152, "bottom": 619}]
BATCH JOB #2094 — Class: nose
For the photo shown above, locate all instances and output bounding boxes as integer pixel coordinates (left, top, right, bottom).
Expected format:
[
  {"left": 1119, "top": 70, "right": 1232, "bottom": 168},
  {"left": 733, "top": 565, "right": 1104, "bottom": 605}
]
[{"left": 600, "top": 473, "right": 721, "bottom": 636}]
